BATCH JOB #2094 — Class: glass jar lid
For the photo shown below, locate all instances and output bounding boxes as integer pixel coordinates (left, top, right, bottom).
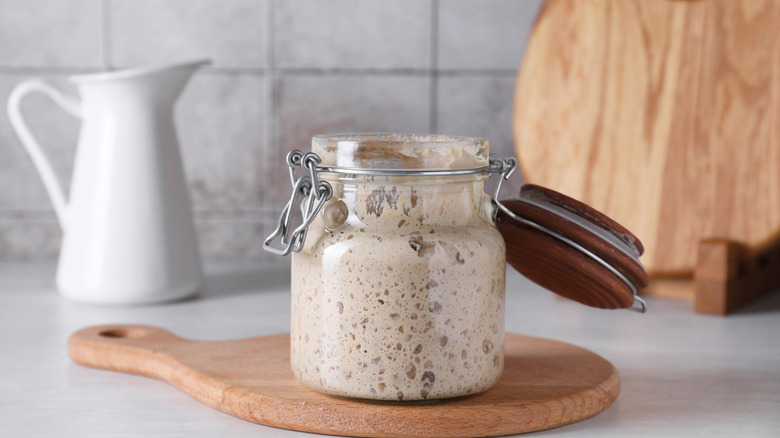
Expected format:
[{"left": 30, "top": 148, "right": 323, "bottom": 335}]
[{"left": 312, "top": 133, "right": 489, "bottom": 170}]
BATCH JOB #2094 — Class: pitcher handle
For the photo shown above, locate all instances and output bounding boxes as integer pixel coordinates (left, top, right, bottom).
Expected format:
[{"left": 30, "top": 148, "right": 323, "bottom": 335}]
[{"left": 7, "top": 79, "right": 81, "bottom": 230}]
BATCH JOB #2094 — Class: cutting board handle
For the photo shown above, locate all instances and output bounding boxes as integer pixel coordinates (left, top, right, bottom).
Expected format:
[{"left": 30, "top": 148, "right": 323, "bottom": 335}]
[{"left": 68, "top": 325, "right": 183, "bottom": 378}]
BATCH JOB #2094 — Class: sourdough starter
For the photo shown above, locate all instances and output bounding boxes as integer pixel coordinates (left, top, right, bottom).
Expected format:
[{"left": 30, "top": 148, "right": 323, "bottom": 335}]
[{"left": 290, "top": 137, "right": 506, "bottom": 401}]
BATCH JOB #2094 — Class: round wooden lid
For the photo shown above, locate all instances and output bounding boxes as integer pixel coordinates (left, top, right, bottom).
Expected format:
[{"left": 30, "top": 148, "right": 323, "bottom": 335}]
[{"left": 496, "top": 184, "right": 649, "bottom": 311}]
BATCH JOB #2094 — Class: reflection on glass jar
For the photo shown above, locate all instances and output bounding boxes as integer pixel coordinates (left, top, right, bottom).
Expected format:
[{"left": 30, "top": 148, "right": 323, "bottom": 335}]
[{"left": 289, "top": 134, "right": 506, "bottom": 401}]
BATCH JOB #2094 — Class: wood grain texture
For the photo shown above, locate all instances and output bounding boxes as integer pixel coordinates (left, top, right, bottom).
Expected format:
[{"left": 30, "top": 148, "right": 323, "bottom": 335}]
[
  {"left": 497, "top": 187, "right": 649, "bottom": 309},
  {"left": 68, "top": 325, "right": 620, "bottom": 438},
  {"left": 498, "top": 201, "right": 635, "bottom": 309},
  {"left": 514, "top": 0, "right": 780, "bottom": 279}
]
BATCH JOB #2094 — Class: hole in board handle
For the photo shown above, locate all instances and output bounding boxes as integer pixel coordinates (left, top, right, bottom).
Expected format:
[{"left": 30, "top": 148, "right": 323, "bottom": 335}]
[{"left": 98, "top": 328, "right": 146, "bottom": 339}]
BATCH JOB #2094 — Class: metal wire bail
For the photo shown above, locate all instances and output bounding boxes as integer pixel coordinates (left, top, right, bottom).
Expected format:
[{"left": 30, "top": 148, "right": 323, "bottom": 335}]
[
  {"left": 264, "top": 152, "right": 514, "bottom": 256},
  {"left": 263, "top": 150, "right": 333, "bottom": 256}
]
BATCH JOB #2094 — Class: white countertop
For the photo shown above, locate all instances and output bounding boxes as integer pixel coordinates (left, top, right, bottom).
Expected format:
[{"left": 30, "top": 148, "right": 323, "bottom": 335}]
[{"left": 1, "top": 261, "right": 779, "bottom": 437}]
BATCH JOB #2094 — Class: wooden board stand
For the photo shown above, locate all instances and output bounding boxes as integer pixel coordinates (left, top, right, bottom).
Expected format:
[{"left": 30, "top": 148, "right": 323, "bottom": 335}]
[
  {"left": 644, "top": 236, "right": 780, "bottom": 314},
  {"left": 640, "top": 235, "right": 780, "bottom": 315},
  {"left": 69, "top": 325, "right": 621, "bottom": 437},
  {"left": 694, "top": 236, "right": 780, "bottom": 315}
]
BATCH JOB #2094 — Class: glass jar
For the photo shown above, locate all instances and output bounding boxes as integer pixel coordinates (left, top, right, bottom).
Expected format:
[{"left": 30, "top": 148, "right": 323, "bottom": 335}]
[{"left": 267, "top": 134, "right": 515, "bottom": 401}]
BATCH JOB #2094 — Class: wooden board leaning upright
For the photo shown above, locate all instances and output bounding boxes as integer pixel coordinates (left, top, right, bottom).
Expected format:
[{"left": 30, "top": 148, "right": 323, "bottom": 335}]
[{"left": 514, "top": 0, "right": 780, "bottom": 314}]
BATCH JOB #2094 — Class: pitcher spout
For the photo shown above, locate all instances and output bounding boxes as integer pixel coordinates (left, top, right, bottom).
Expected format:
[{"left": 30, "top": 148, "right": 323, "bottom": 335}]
[{"left": 69, "top": 59, "right": 211, "bottom": 103}]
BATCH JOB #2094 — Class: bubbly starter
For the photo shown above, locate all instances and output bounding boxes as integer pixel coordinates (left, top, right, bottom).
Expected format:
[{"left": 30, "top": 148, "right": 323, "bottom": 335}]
[{"left": 291, "top": 168, "right": 506, "bottom": 401}]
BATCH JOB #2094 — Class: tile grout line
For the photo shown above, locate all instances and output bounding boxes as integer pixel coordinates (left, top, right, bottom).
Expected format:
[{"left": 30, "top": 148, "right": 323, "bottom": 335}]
[
  {"left": 0, "top": 66, "right": 519, "bottom": 77},
  {"left": 430, "top": 0, "right": 439, "bottom": 133},
  {"left": 277, "top": 68, "right": 430, "bottom": 75},
  {"left": 261, "top": 0, "right": 276, "bottom": 224},
  {"left": 100, "top": 0, "right": 112, "bottom": 70},
  {"left": 0, "top": 66, "right": 95, "bottom": 75},
  {"left": 268, "top": 68, "right": 518, "bottom": 76},
  {"left": 0, "top": 209, "right": 280, "bottom": 218}
]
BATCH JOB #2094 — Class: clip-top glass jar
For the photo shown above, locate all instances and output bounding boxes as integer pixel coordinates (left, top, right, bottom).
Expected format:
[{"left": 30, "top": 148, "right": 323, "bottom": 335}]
[{"left": 266, "top": 134, "right": 517, "bottom": 401}]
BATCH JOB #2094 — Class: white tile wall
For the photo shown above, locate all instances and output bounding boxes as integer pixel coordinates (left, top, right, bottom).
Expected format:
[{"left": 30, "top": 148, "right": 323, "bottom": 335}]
[
  {"left": 0, "top": 0, "right": 102, "bottom": 68},
  {"left": 438, "top": 0, "right": 541, "bottom": 70},
  {"left": 437, "top": 75, "right": 524, "bottom": 197},
  {"left": 275, "top": 75, "right": 431, "bottom": 146},
  {"left": 195, "top": 213, "right": 277, "bottom": 263},
  {"left": 273, "top": 74, "right": 431, "bottom": 203},
  {"left": 110, "top": 0, "right": 266, "bottom": 69},
  {"left": 0, "top": 0, "right": 541, "bottom": 261},
  {"left": 0, "top": 211, "right": 60, "bottom": 259},
  {"left": 177, "top": 73, "right": 265, "bottom": 211},
  {"left": 274, "top": 0, "right": 431, "bottom": 70}
]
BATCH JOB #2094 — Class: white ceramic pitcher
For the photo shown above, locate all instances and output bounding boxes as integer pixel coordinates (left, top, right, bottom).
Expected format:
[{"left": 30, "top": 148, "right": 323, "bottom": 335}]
[{"left": 7, "top": 60, "right": 208, "bottom": 304}]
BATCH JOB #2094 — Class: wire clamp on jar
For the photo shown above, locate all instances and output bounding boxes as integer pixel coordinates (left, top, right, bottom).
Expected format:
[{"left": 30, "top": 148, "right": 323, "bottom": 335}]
[
  {"left": 265, "top": 152, "right": 518, "bottom": 256},
  {"left": 263, "top": 150, "right": 333, "bottom": 256},
  {"left": 487, "top": 155, "right": 518, "bottom": 216}
]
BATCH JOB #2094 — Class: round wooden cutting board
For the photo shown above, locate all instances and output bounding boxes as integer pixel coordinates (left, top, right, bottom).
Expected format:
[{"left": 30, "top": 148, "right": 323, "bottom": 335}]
[
  {"left": 514, "top": 0, "right": 780, "bottom": 277},
  {"left": 69, "top": 325, "right": 620, "bottom": 437}
]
